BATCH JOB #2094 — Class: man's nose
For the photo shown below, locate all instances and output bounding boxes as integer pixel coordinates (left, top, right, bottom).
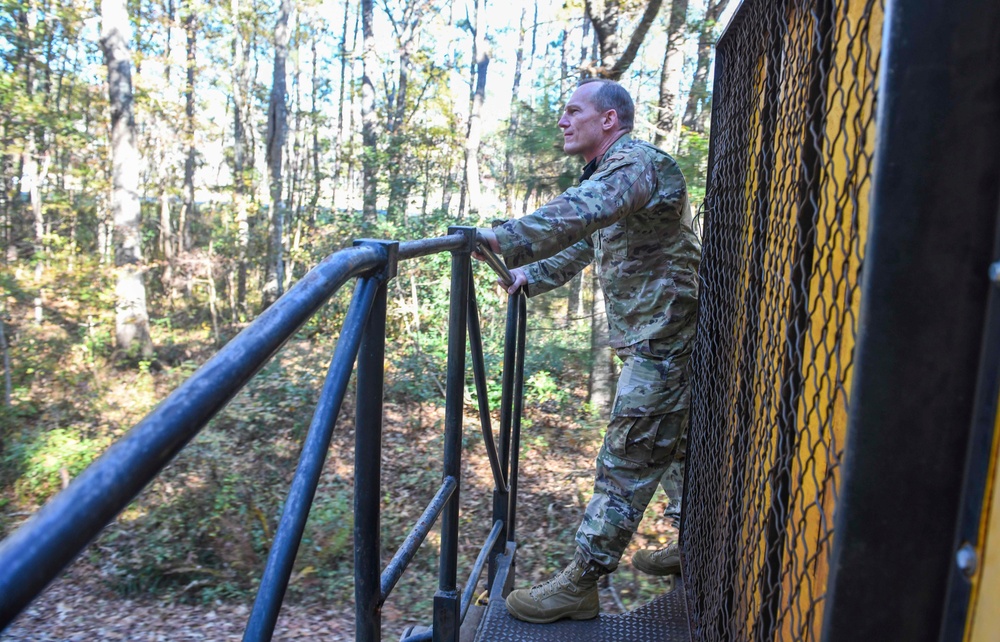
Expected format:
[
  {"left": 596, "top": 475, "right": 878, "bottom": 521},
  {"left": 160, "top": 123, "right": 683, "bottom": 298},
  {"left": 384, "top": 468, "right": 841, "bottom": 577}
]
[{"left": 558, "top": 115, "right": 569, "bottom": 128}]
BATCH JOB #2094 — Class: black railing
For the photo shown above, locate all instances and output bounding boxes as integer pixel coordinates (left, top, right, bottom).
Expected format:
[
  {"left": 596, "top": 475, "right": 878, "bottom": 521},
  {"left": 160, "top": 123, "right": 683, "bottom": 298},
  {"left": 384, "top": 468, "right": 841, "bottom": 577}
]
[{"left": 0, "top": 226, "right": 527, "bottom": 642}]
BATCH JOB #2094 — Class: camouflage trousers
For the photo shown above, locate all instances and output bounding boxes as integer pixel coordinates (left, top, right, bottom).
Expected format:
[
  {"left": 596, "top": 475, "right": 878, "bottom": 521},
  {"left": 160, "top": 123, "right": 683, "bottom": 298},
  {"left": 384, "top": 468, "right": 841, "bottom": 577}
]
[{"left": 575, "top": 339, "right": 690, "bottom": 572}]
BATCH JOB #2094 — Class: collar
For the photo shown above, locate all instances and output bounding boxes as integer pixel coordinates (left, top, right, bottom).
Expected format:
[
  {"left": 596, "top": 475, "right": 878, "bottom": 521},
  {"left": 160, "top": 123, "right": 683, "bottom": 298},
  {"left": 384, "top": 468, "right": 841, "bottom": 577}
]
[{"left": 579, "top": 133, "right": 632, "bottom": 183}]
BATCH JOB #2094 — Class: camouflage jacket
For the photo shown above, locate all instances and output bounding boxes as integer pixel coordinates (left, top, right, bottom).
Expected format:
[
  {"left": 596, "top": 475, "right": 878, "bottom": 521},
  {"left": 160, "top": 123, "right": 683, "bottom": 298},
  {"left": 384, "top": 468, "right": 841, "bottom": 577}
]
[{"left": 493, "top": 134, "right": 701, "bottom": 349}]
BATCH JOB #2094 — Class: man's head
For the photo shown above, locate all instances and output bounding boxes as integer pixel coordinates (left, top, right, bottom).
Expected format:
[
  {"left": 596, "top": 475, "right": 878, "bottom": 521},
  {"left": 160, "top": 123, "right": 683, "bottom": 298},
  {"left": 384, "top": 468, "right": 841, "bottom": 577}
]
[{"left": 558, "top": 79, "right": 635, "bottom": 163}]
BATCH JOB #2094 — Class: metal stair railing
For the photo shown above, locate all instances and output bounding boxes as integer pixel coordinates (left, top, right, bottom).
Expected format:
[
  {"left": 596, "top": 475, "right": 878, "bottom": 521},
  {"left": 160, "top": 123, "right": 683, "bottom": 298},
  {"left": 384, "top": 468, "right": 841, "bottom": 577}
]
[{"left": 0, "top": 226, "right": 527, "bottom": 642}]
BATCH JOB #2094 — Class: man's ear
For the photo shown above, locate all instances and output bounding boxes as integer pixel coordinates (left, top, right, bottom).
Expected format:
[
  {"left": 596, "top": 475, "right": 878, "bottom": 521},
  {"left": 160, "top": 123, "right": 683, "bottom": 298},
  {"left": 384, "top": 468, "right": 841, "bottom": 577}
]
[{"left": 601, "top": 109, "right": 619, "bottom": 132}]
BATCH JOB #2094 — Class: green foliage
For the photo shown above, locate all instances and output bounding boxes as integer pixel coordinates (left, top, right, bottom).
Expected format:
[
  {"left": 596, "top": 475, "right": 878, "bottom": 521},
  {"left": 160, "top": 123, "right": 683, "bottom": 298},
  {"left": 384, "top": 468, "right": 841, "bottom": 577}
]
[
  {"left": 676, "top": 126, "right": 711, "bottom": 208},
  {"left": 505, "top": 87, "right": 579, "bottom": 201},
  {"left": 526, "top": 370, "right": 560, "bottom": 405},
  {"left": 298, "top": 487, "right": 354, "bottom": 570},
  {"left": 4, "top": 428, "right": 110, "bottom": 502}
]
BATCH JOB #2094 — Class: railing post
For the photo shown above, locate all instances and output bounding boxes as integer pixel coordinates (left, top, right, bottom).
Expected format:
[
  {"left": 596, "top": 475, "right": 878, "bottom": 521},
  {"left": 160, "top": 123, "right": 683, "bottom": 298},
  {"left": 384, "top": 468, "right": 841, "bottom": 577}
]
[
  {"left": 489, "top": 295, "right": 519, "bottom": 588},
  {"left": 353, "top": 240, "right": 398, "bottom": 642},
  {"left": 434, "top": 226, "right": 476, "bottom": 642},
  {"left": 244, "top": 275, "right": 382, "bottom": 642},
  {"left": 507, "top": 295, "right": 527, "bottom": 550}
]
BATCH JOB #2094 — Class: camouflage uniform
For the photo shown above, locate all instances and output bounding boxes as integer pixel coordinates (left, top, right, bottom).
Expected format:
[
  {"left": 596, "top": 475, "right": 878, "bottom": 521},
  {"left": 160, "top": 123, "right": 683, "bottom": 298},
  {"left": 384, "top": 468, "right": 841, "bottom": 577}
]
[{"left": 493, "top": 134, "right": 701, "bottom": 572}]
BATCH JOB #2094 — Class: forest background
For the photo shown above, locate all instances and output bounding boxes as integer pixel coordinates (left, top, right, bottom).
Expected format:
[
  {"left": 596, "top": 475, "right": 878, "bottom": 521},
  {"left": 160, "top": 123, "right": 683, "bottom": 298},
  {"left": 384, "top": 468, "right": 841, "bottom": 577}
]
[{"left": 0, "top": 0, "right": 730, "bottom": 637}]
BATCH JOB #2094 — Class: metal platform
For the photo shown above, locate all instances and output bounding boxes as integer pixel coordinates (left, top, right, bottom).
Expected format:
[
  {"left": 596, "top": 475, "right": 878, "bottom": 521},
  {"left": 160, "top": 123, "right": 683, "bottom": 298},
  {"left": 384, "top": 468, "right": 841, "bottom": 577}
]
[{"left": 473, "top": 547, "right": 691, "bottom": 642}]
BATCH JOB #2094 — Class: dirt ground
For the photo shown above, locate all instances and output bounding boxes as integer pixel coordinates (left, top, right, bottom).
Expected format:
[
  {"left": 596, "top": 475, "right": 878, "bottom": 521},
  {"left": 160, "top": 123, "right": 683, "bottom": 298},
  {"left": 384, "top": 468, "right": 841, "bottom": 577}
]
[
  {"left": 0, "top": 562, "right": 356, "bottom": 641},
  {"left": 1, "top": 404, "right": 678, "bottom": 641}
]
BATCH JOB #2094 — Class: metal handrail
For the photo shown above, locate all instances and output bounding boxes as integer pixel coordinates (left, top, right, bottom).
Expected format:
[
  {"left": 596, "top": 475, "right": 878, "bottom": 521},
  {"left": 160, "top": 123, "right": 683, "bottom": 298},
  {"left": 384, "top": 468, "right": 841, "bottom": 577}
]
[{"left": 0, "top": 227, "right": 526, "bottom": 642}]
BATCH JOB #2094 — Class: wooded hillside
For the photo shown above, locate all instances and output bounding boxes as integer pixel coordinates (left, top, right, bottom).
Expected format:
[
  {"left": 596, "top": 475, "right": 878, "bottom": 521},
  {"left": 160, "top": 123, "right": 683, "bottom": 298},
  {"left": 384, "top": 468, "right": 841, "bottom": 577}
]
[{"left": 0, "top": 0, "right": 728, "bottom": 636}]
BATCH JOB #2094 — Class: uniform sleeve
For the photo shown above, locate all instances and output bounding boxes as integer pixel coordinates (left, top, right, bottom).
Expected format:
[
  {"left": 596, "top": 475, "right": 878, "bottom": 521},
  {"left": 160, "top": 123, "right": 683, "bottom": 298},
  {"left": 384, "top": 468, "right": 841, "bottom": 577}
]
[
  {"left": 522, "top": 237, "right": 594, "bottom": 297},
  {"left": 493, "top": 150, "right": 656, "bottom": 269}
]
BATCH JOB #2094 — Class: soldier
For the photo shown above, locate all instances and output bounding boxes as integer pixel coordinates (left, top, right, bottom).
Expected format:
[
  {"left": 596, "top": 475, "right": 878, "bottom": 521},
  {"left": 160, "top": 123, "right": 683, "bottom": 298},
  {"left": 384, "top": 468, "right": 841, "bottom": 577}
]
[{"left": 477, "top": 78, "right": 701, "bottom": 624}]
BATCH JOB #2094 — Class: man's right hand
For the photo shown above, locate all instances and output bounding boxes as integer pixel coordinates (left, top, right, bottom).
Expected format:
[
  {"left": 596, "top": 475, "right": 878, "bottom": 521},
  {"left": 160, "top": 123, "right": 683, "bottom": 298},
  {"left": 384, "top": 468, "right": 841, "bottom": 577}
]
[{"left": 474, "top": 228, "right": 500, "bottom": 255}]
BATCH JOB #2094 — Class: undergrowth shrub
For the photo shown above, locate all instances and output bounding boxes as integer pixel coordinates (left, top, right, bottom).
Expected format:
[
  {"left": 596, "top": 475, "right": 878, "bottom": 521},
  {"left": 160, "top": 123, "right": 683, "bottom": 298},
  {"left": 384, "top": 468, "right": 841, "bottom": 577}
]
[
  {"left": 3, "top": 427, "right": 111, "bottom": 503},
  {"left": 0, "top": 213, "right": 610, "bottom": 620}
]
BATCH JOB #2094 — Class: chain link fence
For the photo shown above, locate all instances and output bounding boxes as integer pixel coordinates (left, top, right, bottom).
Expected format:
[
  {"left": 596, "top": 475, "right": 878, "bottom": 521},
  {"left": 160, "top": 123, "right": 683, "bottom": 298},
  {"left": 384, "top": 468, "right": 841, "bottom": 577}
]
[{"left": 683, "top": 1, "right": 884, "bottom": 640}]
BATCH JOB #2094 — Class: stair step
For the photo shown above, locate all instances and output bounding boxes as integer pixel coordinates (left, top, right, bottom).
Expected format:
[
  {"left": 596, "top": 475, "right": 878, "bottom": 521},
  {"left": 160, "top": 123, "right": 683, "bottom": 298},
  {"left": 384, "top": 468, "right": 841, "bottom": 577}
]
[{"left": 474, "top": 572, "right": 690, "bottom": 641}]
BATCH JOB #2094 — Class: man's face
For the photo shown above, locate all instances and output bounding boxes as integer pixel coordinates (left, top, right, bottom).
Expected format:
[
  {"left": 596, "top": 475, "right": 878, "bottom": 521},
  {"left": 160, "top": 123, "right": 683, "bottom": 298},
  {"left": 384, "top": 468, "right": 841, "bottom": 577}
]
[{"left": 558, "top": 83, "right": 612, "bottom": 162}]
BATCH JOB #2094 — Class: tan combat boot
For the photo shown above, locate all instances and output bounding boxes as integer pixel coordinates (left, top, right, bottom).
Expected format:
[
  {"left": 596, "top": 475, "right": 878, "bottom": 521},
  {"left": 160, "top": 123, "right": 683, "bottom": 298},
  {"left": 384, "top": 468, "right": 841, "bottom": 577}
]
[
  {"left": 504, "top": 557, "right": 602, "bottom": 624},
  {"left": 631, "top": 542, "right": 681, "bottom": 576}
]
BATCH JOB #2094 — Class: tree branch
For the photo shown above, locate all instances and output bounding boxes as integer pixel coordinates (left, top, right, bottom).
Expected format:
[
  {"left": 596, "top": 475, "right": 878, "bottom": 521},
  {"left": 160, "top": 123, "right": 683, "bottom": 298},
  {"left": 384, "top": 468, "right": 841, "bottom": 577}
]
[{"left": 607, "top": 0, "right": 663, "bottom": 80}]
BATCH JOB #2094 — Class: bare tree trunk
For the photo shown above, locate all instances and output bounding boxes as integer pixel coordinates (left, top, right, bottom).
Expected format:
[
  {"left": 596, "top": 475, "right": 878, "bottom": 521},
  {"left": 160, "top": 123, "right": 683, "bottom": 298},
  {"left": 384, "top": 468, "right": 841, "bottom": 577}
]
[
  {"left": 0, "top": 311, "right": 12, "bottom": 407},
  {"left": 332, "top": 0, "right": 354, "bottom": 209},
  {"left": 284, "top": 25, "right": 309, "bottom": 292},
  {"left": 348, "top": 11, "right": 361, "bottom": 211},
  {"left": 360, "top": 0, "right": 377, "bottom": 227},
  {"left": 230, "top": 0, "right": 253, "bottom": 315},
  {"left": 578, "top": 12, "right": 592, "bottom": 76},
  {"left": 158, "top": 177, "right": 174, "bottom": 299},
  {"left": 262, "top": 0, "right": 293, "bottom": 308},
  {"left": 459, "top": 0, "right": 488, "bottom": 219},
  {"left": 101, "top": 0, "right": 154, "bottom": 359},
  {"left": 683, "top": 0, "right": 729, "bottom": 134},
  {"left": 567, "top": 272, "right": 581, "bottom": 328},
  {"left": 440, "top": 156, "right": 453, "bottom": 214},
  {"left": 559, "top": 27, "right": 569, "bottom": 97},
  {"left": 206, "top": 242, "right": 220, "bottom": 344},
  {"left": 179, "top": 4, "right": 197, "bottom": 254},
  {"left": 309, "top": 30, "right": 322, "bottom": 218},
  {"left": 521, "top": 175, "right": 534, "bottom": 215},
  {"left": 285, "top": 25, "right": 304, "bottom": 252},
  {"left": 420, "top": 148, "right": 431, "bottom": 216},
  {"left": 655, "top": 0, "right": 689, "bottom": 151},
  {"left": 30, "top": 152, "right": 50, "bottom": 273},
  {"left": 22, "top": 4, "right": 48, "bottom": 317},
  {"left": 1, "top": 135, "right": 14, "bottom": 266},
  {"left": 527, "top": 0, "right": 538, "bottom": 71},
  {"left": 164, "top": 0, "right": 175, "bottom": 81},
  {"left": 385, "top": 56, "right": 411, "bottom": 220},
  {"left": 332, "top": 0, "right": 350, "bottom": 211},
  {"left": 587, "top": 268, "right": 613, "bottom": 411},
  {"left": 503, "top": 8, "right": 526, "bottom": 217}
]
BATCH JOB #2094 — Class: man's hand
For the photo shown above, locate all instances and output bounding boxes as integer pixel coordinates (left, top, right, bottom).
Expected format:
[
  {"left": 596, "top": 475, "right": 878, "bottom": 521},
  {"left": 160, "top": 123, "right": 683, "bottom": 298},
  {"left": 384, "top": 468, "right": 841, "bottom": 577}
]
[
  {"left": 502, "top": 267, "right": 528, "bottom": 295},
  {"left": 474, "top": 227, "right": 525, "bottom": 294},
  {"left": 473, "top": 228, "right": 500, "bottom": 260}
]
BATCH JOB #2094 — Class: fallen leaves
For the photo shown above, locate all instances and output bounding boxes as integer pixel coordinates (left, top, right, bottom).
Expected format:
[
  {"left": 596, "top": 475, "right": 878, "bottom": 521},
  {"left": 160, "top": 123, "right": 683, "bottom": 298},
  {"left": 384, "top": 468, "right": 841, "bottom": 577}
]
[{"left": 0, "top": 564, "right": 356, "bottom": 642}]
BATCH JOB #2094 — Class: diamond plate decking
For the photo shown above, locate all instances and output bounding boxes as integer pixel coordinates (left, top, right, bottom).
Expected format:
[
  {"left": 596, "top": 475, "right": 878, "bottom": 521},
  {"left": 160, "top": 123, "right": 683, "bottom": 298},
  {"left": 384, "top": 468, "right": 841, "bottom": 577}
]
[{"left": 473, "top": 548, "right": 690, "bottom": 642}]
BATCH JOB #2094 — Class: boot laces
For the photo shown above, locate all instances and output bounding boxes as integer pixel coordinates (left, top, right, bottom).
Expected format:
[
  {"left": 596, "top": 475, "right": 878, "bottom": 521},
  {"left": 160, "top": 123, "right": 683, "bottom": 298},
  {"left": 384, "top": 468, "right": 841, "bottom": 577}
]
[
  {"left": 652, "top": 542, "right": 679, "bottom": 562},
  {"left": 529, "top": 568, "right": 573, "bottom": 599}
]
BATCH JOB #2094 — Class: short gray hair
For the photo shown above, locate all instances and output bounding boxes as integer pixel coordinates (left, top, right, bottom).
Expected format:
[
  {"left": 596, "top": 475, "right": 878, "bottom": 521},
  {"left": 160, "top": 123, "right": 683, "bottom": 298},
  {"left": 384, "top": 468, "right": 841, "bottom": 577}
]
[{"left": 577, "top": 78, "right": 634, "bottom": 132}]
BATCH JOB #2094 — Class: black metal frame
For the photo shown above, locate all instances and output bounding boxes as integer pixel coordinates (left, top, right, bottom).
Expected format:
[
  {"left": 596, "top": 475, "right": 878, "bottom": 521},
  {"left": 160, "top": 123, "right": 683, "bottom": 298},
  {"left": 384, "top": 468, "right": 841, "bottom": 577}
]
[
  {"left": 0, "top": 227, "right": 528, "bottom": 642},
  {"left": 688, "top": 0, "right": 1000, "bottom": 640},
  {"left": 821, "top": 1, "right": 1000, "bottom": 640}
]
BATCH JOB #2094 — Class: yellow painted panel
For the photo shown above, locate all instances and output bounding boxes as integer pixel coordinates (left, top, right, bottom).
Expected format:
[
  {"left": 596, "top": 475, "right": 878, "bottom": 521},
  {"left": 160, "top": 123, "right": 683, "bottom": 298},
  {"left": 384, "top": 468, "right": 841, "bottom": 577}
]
[
  {"left": 706, "top": 2, "right": 883, "bottom": 636},
  {"left": 967, "top": 391, "right": 1000, "bottom": 642},
  {"left": 780, "top": 1, "right": 883, "bottom": 639},
  {"left": 736, "top": 44, "right": 775, "bottom": 635}
]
